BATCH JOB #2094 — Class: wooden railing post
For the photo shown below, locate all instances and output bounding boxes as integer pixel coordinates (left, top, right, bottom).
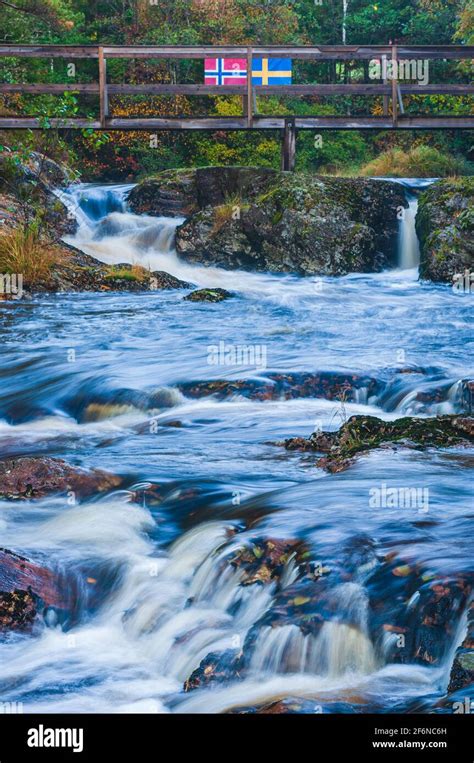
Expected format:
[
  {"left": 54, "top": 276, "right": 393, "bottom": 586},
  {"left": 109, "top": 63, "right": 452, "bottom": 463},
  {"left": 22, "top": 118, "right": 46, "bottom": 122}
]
[
  {"left": 383, "top": 64, "right": 389, "bottom": 116},
  {"left": 281, "top": 117, "right": 296, "bottom": 171},
  {"left": 247, "top": 47, "right": 253, "bottom": 127},
  {"left": 391, "top": 44, "right": 398, "bottom": 127},
  {"left": 98, "top": 46, "right": 108, "bottom": 128}
]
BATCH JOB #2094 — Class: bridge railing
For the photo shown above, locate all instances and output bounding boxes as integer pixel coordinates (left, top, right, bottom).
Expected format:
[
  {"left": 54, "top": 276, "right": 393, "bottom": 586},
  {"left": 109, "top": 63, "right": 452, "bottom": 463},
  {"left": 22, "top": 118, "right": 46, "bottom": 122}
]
[{"left": 0, "top": 45, "right": 473, "bottom": 131}]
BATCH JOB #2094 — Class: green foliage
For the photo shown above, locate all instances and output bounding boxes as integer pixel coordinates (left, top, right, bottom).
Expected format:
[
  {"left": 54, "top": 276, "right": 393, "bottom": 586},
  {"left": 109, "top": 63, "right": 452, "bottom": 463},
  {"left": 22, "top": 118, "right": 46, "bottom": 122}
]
[
  {"left": 0, "top": 0, "right": 472, "bottom": 179},
  {"left": 297, "top": 131, "right": 370, "bottom": 173}
]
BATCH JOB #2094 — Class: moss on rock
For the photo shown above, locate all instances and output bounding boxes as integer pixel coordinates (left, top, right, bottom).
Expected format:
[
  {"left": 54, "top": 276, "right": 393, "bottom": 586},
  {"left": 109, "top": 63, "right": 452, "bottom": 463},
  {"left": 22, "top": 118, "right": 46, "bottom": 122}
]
[
  {"left": 183, "top": 287, "right": 232, "bottom": 302},
  {"left": 283, "top": 414, "right": 474, "bottom": 472},
  {"left": 417, "top": 177, "right": 474, "bottom": 283},
  {"left": 129, "top": 167, "right": 406, "bottom": 276}
]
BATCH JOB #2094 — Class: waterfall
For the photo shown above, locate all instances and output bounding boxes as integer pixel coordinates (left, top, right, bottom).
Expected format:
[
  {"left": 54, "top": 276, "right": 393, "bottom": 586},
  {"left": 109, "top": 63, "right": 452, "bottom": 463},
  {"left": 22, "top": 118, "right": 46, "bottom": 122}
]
[
  {"left": 250, "top": 582, "right": 377, "bottom": 677},
  {"left": 387, "top": 178, "right": 437, "bottom": 271},
  {"left": 55, "top": 183, "right": 133, "bottom": 229},
  {"left": 57, "top": 183, "right": 184, "bottom": 270},
  {"left": 397, "top": 192, "right": 421, "bottom": 270}
]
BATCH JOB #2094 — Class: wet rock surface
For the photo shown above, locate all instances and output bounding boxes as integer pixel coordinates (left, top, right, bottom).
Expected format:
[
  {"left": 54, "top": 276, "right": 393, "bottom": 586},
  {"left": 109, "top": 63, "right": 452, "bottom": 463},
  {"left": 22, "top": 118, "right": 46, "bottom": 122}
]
[
  {"left": 178, "top": 371, "right": 382, "bottom": 403},
  {"left": 130, "top": 167, "right": 406, "bottom": 276},
  {"left": 184, "top": 649, "right": 245, "bottom": 692},
  {"left": 0, "top": 456, "right": 122, "bottom": 500},
  {"left": 229, "top": 538, "right": 309, "bottom": 587},
  {"left": 367, "top": 556, "right": 472, "bottom": 667},
  {"left": 417, "top": 177, "right": 474, "bottom": 283},
  {"left": 184, "top": 287, "right": 232, "bottom": 302},
  {"left": 0, "top": 548, "right": 66, "bottom": 633},
  {"left": 283, "top": 414, "right": 474, "bottom": 472},
  {"left": 448, "top": 602, "right": 474, "bottom": 693},
  {"left": 179, "top": 527, "right": 473, "bottom": 700}
]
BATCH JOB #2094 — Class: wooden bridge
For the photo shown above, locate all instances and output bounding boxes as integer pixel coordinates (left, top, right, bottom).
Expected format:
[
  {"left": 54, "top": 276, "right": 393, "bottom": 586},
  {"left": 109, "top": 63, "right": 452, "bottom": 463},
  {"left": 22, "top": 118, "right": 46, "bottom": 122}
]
[{"left": 1, "top": 44, "right": 473, "bottom": 169}]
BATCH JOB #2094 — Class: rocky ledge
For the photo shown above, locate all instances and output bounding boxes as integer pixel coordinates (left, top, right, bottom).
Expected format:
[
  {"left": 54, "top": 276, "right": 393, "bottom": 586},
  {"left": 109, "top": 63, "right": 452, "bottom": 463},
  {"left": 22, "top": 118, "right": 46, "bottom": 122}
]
[
  {"left": 128, "top": 167, "right": 407, "bottom": 276},
  {"left": 24, "top": 250, "right": 192, "bottom": 295},
  {"left": 0, "top": 548, "right": 68, "bottom": 633},
  {"left": 0, "top": 456, "right": 123, "bottom": 500},
  {"left": 282, "top": 414, "right": 474, "bottom": 472},
  {"left": 0, "top": 150, "right": 193, "bottom": 296},
  {"left": 417, "top": 177, "right": 474, "bottom": 283}
]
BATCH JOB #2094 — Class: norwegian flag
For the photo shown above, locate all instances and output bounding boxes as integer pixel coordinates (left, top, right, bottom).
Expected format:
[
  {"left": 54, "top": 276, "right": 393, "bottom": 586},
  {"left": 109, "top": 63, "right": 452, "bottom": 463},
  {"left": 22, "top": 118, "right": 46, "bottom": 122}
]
[{"left": 204, "top": 58, "right": 247, "bottom": 85}]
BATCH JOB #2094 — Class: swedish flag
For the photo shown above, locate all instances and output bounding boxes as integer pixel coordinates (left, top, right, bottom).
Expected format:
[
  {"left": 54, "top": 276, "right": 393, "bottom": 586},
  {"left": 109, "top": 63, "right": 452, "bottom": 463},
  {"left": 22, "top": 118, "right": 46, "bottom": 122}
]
[{"left": 252, "top": 58, "right": 292, "bottom": 85}]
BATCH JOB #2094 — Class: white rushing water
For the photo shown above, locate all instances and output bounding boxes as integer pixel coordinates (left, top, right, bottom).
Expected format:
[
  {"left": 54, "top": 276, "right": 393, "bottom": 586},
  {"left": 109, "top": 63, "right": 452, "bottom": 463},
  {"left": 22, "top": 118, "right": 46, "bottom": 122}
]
[
  {"left": 1, "top": 175, "right": 470, "bottom": 715},
  {"left": 60, "top": 180, "right": 428, "bottom": 296},
  {"left": 397, "top": 193, "right": 421, "bottom": 270}
]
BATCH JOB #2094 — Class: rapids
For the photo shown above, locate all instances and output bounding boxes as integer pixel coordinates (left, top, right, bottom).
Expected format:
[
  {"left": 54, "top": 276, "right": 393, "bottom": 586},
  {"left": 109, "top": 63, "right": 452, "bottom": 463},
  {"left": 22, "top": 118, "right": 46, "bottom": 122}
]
[{"left": 0, "top": 178, "right": 472, "bottom": 714}]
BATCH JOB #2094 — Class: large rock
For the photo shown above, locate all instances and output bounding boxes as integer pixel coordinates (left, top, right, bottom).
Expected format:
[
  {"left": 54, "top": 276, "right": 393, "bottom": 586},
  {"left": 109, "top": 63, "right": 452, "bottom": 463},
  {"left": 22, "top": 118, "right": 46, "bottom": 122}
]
[
  {"left": 283, "top": 414, "right": 474, "bottom": 472},
  {"left": 0, "top": 457, "right": 122, "bottom": 500},
  {"left": 129, "top": 167, "right": 406, "bottom": 276},
  {"left": 127, "top": 166, "right": 277, "bottom": 218},
  {"left": 0, "top": 548, "right": 66, "bottom": 633},
  {"left": 0, "top": 150, "right": 77, "bottom": 237},
  {"left": 416, "top": 177, "right": 474, "bottom": 283}
]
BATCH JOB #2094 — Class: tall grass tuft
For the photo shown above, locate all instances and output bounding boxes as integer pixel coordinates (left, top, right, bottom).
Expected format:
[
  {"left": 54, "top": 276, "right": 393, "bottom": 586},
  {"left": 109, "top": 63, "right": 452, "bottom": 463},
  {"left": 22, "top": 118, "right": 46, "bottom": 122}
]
[
  {"left": 359, "top": 146, "right": 473, "bottom": 178},
  {"left": 0, "top": 225, "right": 55, "bottom": 284}
]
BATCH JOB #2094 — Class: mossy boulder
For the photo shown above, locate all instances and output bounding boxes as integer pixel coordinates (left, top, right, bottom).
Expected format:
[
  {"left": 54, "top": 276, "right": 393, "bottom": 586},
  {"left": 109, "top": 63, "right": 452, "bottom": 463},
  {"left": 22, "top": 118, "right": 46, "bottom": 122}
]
[
  {"left": 283, "top": 414, "right": 474, "bottom": 472},
  {"left": 0, "top": 150, "right": 77, "bottom": 237},
  {"left": 129, "top": 167, "right": 406, "bottom": 276},
  {"left": 127, "top": 166, "right": 276, "bottom": 218},
  {"left": 127, "top": 168, "right": 198, "bottom": 217},
  {"left": 184, "top": 287, "right": 232, "bottom": 302},
  {"left": 416, "top": 177, "right": 474, "bottom": 283}
]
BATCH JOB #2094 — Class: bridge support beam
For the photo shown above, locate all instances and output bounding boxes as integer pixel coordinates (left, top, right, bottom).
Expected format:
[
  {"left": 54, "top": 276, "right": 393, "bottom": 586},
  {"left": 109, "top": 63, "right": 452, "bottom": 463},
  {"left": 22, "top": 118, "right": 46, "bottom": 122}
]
[{"left": 281, "top": 117, "right": 296, "bottom": 171}]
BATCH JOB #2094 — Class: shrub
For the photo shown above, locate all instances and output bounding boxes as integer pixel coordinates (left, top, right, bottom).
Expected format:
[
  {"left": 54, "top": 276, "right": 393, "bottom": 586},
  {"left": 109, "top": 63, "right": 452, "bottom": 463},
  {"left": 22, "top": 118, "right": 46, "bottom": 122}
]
[{"left": 359, "top": 145, "right": 473, "bottom": 177}]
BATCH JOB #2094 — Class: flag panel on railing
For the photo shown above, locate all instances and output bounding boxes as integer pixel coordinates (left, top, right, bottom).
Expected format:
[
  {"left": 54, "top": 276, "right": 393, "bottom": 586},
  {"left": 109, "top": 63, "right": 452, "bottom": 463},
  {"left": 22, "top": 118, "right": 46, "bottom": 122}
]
[
  {"left": 204, "top": 58, "right": 247, "bottom": 85},
  {"left": 204, "top": 58, "right": 292, "bottom": 86},
  {"left": 251, "top": 58, "right": 292, "bottom": 85}
]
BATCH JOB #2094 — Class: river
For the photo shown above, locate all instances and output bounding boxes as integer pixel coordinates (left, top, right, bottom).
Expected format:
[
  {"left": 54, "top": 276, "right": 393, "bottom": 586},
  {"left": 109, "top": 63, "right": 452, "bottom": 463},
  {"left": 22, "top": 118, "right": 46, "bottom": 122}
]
[{"left": 0, "top": 178, "right": 472, "bottom": 714}]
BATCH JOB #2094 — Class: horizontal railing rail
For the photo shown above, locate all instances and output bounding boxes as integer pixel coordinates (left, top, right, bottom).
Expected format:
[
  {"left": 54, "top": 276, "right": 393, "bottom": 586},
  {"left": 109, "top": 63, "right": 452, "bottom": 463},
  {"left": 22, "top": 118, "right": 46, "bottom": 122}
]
[{"left": 0, "top": 44, "right": 473, "bottom": 136}]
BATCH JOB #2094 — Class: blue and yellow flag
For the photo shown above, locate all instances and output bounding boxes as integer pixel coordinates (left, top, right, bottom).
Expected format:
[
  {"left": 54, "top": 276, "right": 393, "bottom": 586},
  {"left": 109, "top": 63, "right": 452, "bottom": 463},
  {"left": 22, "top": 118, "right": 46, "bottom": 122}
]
[{"left": 252, "top": 58, "right": 292, "bottom": 85}]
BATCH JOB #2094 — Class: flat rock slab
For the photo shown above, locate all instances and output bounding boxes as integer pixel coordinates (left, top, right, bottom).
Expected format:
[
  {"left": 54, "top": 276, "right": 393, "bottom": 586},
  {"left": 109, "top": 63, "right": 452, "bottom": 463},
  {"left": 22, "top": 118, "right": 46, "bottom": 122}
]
[{"left": 0, "top": 456, "right": 122, "bottom": 500}]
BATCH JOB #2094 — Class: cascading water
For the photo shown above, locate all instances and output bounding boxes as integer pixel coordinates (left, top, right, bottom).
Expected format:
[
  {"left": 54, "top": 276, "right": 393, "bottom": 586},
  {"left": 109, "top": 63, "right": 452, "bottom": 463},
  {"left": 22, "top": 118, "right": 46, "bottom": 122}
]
[
  {"left": 59, "top": 183, "right": 184, "bottom": 270},
  {"left": 397, "top": 192, "right": 421, "bottom": 269},
  {"left": 0, "top": 176, "right": 472, "bottom": 714},
  {"left": 384, "top": 178, "right": 436, "bottom": 270}
]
